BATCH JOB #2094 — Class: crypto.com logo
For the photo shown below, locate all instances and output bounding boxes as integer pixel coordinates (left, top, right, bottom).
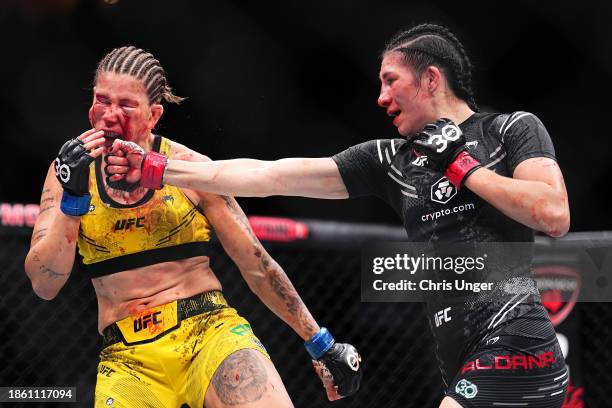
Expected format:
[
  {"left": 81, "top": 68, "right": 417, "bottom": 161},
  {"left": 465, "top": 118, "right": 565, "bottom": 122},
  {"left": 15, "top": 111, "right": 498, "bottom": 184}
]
[{"left": 431, "top": 177, "right": 457, "bottom": 204}]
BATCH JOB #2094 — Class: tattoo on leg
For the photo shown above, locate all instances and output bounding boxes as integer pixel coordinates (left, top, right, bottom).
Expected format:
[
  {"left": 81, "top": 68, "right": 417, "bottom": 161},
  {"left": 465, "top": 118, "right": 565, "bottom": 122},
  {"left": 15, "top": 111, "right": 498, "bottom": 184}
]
[{"left": 211, "top": 349, "right": 268, "bottom": 405}]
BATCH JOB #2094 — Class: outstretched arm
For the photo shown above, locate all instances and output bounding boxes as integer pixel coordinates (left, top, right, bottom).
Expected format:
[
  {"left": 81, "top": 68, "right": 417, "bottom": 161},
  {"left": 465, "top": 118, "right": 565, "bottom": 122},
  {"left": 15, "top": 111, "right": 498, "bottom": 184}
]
[
  {"left": 167, "top": 157, "right": 348, "bottom": 199},
  {"left": 105, "top": 139, "right": 349, "bottom": 199}
]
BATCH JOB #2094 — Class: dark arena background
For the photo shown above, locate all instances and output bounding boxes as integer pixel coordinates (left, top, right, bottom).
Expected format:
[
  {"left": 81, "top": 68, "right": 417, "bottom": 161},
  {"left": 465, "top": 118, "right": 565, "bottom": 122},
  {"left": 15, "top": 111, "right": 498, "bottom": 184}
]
[{"left": 1, "top": 1, "right": 612, "bottom": 407}]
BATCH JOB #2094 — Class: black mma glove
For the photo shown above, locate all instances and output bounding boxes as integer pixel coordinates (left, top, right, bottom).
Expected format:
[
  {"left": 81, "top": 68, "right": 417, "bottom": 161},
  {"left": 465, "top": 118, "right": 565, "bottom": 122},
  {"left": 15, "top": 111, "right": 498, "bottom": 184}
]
[
  {"left": 305, "top": 328, "right": 362, "bottom": 400},
  {"left": 412, "top": 118, "right": 482, "bottom": 188},
  {"left": 54, "top": 138, "right": 94, "bottom": 216}
]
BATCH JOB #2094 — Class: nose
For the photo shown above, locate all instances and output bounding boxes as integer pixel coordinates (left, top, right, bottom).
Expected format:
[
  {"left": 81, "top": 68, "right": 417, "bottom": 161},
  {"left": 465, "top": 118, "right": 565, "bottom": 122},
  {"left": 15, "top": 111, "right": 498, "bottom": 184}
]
[
  {"left": 378, "top": 86, "right": 391, "bottom": 108},
  {"left": 101, "top": 104, "right": 120, "bottom": 123}
]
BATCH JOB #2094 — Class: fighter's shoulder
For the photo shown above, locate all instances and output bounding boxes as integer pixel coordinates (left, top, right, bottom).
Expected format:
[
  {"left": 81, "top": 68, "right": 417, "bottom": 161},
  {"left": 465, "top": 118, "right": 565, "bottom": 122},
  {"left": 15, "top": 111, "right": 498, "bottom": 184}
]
[
  {"left": 489, "top": 111, "right": 544, "bottom": 139},
  {"left": 161, "top": 136, "right": 211, "bottom": 162}
]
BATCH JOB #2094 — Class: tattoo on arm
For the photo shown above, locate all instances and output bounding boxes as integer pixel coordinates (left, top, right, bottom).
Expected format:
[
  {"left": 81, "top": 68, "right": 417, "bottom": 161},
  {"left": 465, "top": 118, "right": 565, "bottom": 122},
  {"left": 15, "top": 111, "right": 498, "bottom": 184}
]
[
  {"left": 221, "top": 195, "right": 297, "bottom": 312},
  {"left": 31, "top": 228, "right": 48, "bottom": 244},
  {"left": 40, "top": 189, "right": 54, "bottom": 202},
  {"left": 259, "top": 251, "right": 317, "bottom": 335},
  {"left": 38, "top": 191, "right": 56, "bottom": 215},
  {"left": 262, "top": 254, "right": 299, "bottom": 315},
  {"left": 220, "top": 196, "right": 259, "bottom": 242},
  {"left": 211, "top": 349, "right": 268, "bottom": 405},
  {"left": 220, "top": 195, "right": 318, "bottom": 334},
  {"left": 39, "top": 265, "right": 68, "bottom": 279},
  {"left": 39, "top": 205, "right": 55, "bottom": 215}
]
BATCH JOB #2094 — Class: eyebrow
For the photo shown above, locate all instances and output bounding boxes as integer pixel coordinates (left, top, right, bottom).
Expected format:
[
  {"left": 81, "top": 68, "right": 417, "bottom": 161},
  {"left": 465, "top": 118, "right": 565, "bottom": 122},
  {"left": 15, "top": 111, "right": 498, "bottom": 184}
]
[
  {"left": 94, "top": 92, "right": 138, "bottom": 105},
  {"left": 119, "top": 98, "right": 138, "bottom": 105}
]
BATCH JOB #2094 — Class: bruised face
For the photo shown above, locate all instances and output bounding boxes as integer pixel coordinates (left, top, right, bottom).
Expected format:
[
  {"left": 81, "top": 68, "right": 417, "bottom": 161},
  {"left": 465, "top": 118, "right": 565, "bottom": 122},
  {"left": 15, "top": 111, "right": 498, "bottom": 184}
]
[
  {"left": 90, "top": 72, "right": 162, "bottom": 147},
  {"left": 377, "top": 52, "right": 434, "bottom": 137}
]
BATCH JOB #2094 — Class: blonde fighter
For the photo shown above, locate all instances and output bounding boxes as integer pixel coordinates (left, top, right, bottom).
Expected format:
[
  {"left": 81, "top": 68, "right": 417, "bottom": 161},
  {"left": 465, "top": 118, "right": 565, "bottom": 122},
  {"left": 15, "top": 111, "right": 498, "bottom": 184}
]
[{"left": 25, "top": 46, "right": 361, "bottom": 408}]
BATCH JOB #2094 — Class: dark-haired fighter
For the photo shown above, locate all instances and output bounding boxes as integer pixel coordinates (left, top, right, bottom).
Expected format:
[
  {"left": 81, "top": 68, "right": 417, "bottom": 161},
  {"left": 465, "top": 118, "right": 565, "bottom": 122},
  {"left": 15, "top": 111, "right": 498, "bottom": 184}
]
[
  {"left": 107, "top": 24, "right": 571, "bottom": 408},
  {"left": 25, "top": 45, "right": 361, "bottom": 408}
]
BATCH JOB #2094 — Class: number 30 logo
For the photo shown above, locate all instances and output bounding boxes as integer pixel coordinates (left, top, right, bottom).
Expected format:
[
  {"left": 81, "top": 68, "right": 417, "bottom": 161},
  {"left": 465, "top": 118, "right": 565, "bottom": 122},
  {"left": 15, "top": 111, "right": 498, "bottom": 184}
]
[
  {"left": 346, "top": 347, "right": 361, "bottom": 371},
  {"left": 427, "top": 123, "right": 461, "bottom": 153},
  {"left": 54, "top": 158, "right": 71, "bottom": 183}
]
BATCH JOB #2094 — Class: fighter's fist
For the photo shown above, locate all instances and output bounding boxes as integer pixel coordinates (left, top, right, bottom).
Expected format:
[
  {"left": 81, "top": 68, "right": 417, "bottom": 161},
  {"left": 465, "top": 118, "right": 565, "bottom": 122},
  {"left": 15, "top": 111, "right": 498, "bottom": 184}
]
[
  {"left": 305, "top": 328, "right": 362, "bottom": 401},
  {"left": 55, "top": 129, "right": 105, "bottom": 215},
  {"left": 313, "top": 343, "right": 362, "bottom": 400},
  {"left": 107, "top": 139, "right": 168, "bottom": 190},
  {"left": 412, "top": 118, "right": 481, "bottom": 188}
]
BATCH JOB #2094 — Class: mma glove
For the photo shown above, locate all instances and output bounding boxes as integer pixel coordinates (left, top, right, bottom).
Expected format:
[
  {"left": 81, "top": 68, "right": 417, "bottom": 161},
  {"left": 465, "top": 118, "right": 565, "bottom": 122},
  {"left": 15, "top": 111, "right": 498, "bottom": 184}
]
[
  {"left": 54, "top": 139, "right": 94, "bottom": 216},
  {"left": 108, "top": 141, "right": 167, "bottom": 190},
  {"left": 412, "top": 118, "right": 482, "bottom": 188},
  {"left": 305, "top": 327, "right": 362, "bottom": 399}
]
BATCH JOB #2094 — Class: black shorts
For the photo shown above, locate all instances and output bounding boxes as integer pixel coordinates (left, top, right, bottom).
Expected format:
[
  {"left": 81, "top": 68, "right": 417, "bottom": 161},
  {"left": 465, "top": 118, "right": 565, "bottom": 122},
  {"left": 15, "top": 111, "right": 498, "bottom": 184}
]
[{"left": 446, "top": 333, "right": 567, "bottom": 407}]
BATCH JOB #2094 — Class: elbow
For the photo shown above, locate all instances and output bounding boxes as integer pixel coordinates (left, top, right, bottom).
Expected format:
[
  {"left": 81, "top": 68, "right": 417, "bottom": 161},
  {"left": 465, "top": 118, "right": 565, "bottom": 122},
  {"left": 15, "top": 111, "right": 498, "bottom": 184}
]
[
  {"left": 531, "top": 192, "right": 570, "bottom": 238},
  {"left": 30, "top": 280, "right": 60, "bottom": 300},
  {"left": 546, "top": 217, "right": 570, "bottom": 238},
  {"left": 541, "top": 205, "right": 570, "bottom": 238},
  {"left": 24, "top": 263, "right": 59, "bottom": 301}
]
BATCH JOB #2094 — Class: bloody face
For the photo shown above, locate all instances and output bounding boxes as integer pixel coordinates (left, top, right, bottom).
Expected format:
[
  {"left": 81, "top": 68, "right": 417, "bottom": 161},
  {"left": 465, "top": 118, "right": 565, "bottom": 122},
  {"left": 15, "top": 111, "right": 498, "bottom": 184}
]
[
  {"left": 377, "top": 52, "right": 434, "bottom": 137},
  {"left": 90, "top": 72, "right": 154, "bottom": 148}
]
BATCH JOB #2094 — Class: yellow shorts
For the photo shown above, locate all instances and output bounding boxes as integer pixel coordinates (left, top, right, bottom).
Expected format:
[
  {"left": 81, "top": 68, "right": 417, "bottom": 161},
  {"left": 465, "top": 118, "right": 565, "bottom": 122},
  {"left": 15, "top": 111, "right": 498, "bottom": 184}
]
[{"left": 94, "top": 291, "right": 269, "bottom": 408}]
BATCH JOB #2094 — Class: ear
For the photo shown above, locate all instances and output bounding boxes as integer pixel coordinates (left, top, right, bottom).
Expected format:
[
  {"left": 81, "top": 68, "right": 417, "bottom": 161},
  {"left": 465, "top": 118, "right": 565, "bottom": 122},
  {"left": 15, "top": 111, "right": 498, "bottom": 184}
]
[
  {"left": 148, "top": 104, "right": 164, "bottom": 129},
  {"left": 422, "top": 66, "right": 443, "bottom": 94}
]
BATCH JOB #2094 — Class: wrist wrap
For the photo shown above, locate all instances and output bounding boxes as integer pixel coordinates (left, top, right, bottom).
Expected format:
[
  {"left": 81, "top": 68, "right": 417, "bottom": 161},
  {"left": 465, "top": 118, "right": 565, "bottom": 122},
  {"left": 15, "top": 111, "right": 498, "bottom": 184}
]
[
  {"left": 141, "top": 151, "right": 168, "bottom": 190},
  {"left": 60, "top": 191, "right": 91, "bottom": 216},
  {"left": 445, "top": 151, "right": 482, "bottom": 189},
  {"left": 305, "top": 327, "right": 335, "bottom": 359}
]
